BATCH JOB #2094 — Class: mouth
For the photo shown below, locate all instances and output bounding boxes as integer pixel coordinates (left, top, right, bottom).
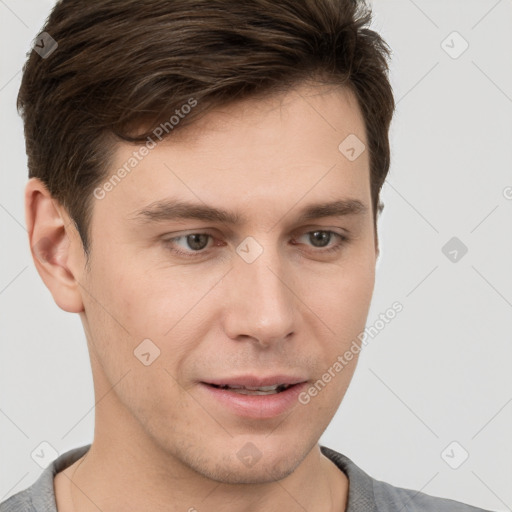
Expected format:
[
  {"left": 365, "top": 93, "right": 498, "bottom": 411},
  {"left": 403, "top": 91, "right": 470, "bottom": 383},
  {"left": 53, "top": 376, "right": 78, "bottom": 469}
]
[
  {"left": 205, "top": 382, "right": 295, "bottom": 395},
  {"left": 198, "top": 376, "right": 308, "bottom": 418}
]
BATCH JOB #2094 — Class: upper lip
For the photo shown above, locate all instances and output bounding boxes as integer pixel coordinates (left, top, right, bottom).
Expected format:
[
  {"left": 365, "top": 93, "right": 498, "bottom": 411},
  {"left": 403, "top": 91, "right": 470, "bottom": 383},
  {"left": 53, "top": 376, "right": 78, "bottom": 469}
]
[{"left": 202, "top": 375, "right": 308, "bottom": 387}]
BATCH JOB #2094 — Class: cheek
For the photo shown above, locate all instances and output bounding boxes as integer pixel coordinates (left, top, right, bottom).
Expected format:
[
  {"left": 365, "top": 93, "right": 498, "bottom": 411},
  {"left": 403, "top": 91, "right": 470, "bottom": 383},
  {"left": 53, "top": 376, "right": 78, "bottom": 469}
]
[
  {"left": 308, "top": 256, "right": 375, "bottom": 336},
  {"left": 104, "top": 254, "right": 222, "bottom": 337},
  {"left": 80, "top": 259, "right": 192, "bottom": 420},
  {"left": 87, "top": 251, "right": 172, "bottom": 337},
  {"left": 338, "top": 270, "right": 374, "bottom": 330},
  {"left": 82, "top": 251, "right": 219, "bottom": 385},
  {"left": 297, "top": 244, "right": 375, "bottom": 398},
  {"left": 79, "top": 250, "right": 163, "bottom": 378}
]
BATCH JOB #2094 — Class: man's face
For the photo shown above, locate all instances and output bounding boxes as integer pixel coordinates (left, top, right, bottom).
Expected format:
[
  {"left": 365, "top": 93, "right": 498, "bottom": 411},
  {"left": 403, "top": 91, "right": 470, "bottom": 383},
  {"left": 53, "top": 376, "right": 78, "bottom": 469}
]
[{"left": 75, "top": 83, "right": 377, "bottom": 483}]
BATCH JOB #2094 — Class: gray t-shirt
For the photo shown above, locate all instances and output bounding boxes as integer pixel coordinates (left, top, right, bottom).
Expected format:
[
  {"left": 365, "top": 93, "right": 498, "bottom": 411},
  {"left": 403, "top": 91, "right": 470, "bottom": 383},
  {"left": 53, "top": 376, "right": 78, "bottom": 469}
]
[{"left": 0, "top": 444, "right": 493, "bottom": 512}]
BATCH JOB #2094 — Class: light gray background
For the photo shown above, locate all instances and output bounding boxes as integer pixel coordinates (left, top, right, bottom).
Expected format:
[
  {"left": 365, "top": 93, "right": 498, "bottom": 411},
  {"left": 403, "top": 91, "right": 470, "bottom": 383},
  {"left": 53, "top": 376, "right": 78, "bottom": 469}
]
[{"left": 1, "top": 0, "right": 511, "bottom": 510}]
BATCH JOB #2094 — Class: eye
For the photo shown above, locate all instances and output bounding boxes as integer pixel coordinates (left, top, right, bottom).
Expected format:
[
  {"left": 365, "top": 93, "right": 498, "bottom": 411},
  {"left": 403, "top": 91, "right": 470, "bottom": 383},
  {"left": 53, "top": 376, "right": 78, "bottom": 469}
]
[
  {"left": 163, "top": 233, "right": 215, "bottom": 258},
  {"left": 293, "top": 230, "right": 349, "bottom": 254}
]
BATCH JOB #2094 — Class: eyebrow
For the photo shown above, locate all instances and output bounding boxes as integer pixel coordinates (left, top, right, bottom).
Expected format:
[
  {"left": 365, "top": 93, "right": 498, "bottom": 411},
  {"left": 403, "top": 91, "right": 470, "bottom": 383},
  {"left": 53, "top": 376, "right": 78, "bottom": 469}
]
[{"left": 130, "top": 198, "right": 368, "bottom": 226}]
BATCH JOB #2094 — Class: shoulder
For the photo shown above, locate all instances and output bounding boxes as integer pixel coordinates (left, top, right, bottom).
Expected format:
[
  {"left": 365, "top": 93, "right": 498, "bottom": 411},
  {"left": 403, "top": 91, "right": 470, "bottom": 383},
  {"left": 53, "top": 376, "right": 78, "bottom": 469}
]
[
  {"left": 0, "top": 490, "right": 34, "bottom": 512},
  {"left": 371, "top": 478, "right": 493, "bottom": 512},
  {"left": 0, "top": 445, "right": 91, "bottom": 512},
  {"left": 320, "top": 445, "right": 494, "bottom": 512}
]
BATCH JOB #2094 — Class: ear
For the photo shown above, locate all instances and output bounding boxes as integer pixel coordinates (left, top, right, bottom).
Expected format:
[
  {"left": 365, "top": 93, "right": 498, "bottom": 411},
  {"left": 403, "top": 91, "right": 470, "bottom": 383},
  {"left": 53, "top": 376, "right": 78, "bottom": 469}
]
[
  {"left": 25, "top": 177, "right": 85, "bottom": 313},
  {"left": 374, "top": 198, "right": 385, "bottom": 260}
]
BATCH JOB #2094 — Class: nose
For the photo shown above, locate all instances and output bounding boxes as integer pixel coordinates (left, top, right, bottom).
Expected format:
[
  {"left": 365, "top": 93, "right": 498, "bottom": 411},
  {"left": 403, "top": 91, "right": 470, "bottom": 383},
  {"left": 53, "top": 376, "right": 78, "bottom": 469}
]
[{"left": 222, "top": 241, "right": 296, "bottom": 348}]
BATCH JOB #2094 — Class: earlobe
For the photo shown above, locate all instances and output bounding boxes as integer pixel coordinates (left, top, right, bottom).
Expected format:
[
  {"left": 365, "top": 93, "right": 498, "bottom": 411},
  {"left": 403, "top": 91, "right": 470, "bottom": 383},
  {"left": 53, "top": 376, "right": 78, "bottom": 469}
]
[{"left": 25, "top": 177, "right": 85, "bottom": 313}]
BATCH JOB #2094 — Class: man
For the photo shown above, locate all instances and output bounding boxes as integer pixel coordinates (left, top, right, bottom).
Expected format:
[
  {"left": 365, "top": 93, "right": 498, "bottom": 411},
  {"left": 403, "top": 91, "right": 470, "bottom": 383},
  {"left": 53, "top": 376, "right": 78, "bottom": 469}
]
[{"left": 0, "top": 0, "right": 494, "bottom": 511}]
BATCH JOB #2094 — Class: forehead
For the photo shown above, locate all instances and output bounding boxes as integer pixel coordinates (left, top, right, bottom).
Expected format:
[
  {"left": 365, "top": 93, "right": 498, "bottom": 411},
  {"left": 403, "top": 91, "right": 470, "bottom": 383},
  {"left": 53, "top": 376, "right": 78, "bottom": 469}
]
[{"left": 95, "top": 82, "right": 370, "bottom": 228}]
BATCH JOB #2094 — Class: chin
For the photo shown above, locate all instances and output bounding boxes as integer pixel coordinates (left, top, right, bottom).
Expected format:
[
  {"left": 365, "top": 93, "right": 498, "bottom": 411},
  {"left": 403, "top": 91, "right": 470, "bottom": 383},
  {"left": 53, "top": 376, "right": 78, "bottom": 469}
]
[
  {"left": 203, "top": 453, "right": 303, "bottom": 485},
  {"left": 177, "top": 436, "right": 314, "bottom": 485}
]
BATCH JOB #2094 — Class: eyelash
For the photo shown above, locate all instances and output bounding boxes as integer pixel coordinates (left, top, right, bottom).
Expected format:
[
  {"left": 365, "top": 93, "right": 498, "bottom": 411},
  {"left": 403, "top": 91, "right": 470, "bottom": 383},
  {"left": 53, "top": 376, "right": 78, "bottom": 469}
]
[{"left": 162, "top": 230, "right": 349, "bottom": 259}]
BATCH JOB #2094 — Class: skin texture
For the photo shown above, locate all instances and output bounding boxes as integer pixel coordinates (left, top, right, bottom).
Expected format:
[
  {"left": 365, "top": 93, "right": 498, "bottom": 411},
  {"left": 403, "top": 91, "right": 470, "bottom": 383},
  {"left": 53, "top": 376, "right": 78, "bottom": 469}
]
[{"left": 26, "top": 82, "right": 378, "bottom": 512}]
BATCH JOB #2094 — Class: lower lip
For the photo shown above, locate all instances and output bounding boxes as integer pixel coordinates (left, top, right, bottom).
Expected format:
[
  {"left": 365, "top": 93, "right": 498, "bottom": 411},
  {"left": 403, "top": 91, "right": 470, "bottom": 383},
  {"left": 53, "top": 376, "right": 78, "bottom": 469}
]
[{"left": 199, "top": 382, "right": 308, "bottom": 419}]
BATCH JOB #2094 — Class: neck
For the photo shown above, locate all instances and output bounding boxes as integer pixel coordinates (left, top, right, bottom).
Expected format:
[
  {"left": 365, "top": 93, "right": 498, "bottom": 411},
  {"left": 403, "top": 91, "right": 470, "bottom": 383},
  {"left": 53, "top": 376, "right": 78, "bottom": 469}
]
[{"left": 56, "top": 430, "right": 348, "bottom": 512}]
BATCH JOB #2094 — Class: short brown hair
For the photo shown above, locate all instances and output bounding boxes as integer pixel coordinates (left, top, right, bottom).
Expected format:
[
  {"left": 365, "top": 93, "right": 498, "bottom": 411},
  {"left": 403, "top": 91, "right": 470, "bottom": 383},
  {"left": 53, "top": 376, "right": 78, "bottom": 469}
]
[{"left": 18, "top": 0, "right": 394, "bottom": 256}]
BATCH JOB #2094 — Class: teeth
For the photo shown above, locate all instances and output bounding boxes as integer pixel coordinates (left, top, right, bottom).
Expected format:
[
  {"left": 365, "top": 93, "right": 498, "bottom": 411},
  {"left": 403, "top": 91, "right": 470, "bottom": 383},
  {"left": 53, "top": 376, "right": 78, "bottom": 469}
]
[
  {"left": 232, "top": 388, "right": 279, "bottom": 395},
  {"left": 214, "top": 383, "right": 291, "bottom": 394},
  {"left": 245, "top": 385, "right": 279, "bottom": 391}
]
